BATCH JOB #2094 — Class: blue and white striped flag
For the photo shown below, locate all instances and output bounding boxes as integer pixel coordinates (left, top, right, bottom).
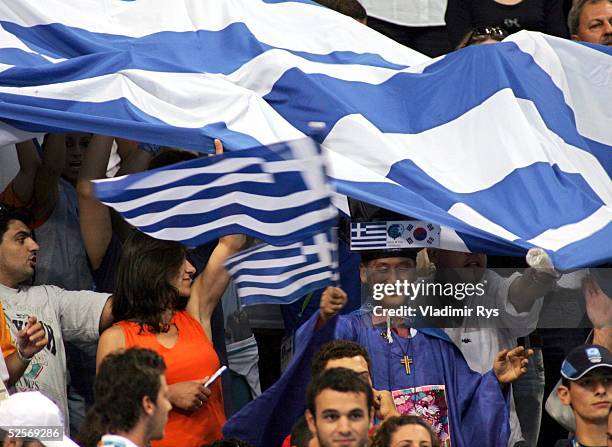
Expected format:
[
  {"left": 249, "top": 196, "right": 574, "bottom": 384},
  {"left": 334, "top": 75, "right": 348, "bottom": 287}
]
[
  {"left": 225, "top": 231, "right": 339, "bottom": 306},
  {"left": 0, "top": 0, "right": 610, "bottom": 269},
  {"left": 92, "top": 139, "right": 337, "bottom": 246},
  {"left": 350, "top": 222, "right": 387, "bottom": 249}
]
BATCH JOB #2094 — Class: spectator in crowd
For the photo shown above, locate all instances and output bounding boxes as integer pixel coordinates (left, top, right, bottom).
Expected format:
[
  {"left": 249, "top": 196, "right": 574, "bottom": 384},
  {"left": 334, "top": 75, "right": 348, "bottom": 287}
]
[
  {"left": 427, "top": 248, "right": 553, "bottom": 447},
  {"left": 78, "top": 348, "right": 171, "bottom": 447},
  {"left": 0, "top": 391, "right": 80, "bottom": 446},
  {"left": 311, "top": 340, "right": 399, "bottom": 422},
  {"left": 568, "top": 0, "right": 612, "bottom": 45},
  {"left": 29, "top": 133, "right": 94, "bottom": 290},
  {"left": 77, "top": 138, "right": 235, "bottom": 417},
  {"left": 544, "top": 274, "right": 612, "bottom": 439},
  {"left": 0, "top": 298, "right": 47, "bottom": 387},
  {"left": 315, "top": 252, "right": 531, "bottom": 444},
  {"left": 96, "top": 230, "right": 245, "bottom": 447},
  {"left": 371, "top": 415, "right": 439, "bottom": 447},
  {"left": 359, "top": 0, "right": 450, "bottom": 56},
  {"left": 316, "top": 0, "right": 367, "bottom": 23},
  {"left": 0, "top": 203, "right": 113, "bottom": 433},
  {"left": 554, "top": 344, "right": 612, "bottom": 446},
  {"left": 445, "top": 0, "right": 568, "bottom": 49},
  {"left": 282, "top": 340, "right": 399, "bottom": 447},
  {"left": 305, "top": 368, "right": 373, "bottom": 447}
]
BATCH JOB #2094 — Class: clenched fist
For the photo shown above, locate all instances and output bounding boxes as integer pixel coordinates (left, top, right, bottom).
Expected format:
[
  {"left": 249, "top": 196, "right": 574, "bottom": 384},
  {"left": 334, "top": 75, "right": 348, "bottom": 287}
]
[{"left": 318, "top": 286, "right": 348, "bottom": 327}]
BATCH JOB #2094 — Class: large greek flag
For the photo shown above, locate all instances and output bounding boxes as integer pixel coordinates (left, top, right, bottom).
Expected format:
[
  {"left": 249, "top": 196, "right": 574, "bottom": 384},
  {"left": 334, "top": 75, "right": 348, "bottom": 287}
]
[
  {"left": 0, "top": 0, "right": 610, "bottom": 269},
  {"left": 92, "top": 139, "right": 336, "bottom": 246},
  {"left": 225, "top": 231, "right": 338, "bottom": 306}
]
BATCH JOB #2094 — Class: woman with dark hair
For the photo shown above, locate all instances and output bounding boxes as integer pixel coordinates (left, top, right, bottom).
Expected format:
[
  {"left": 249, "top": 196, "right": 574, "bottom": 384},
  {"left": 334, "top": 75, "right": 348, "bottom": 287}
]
[
  {"left": 96, "top": 230, "right": 245, "bottom": 447},
  {"left": 371, "top": 415, "right": 440, "bottom": 447}
]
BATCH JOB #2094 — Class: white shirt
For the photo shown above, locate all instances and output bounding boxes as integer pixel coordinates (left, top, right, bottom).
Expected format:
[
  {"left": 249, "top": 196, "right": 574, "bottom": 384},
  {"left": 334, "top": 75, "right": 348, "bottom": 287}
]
[
  {"left": 0, "top": 283, "right": 109, "bottom": 433},
  {"left": 361, "top": 0, "right": 447, "bottom": 28},
  {"left": 443, "top": 270, "right": 545, "bottom": 447}
]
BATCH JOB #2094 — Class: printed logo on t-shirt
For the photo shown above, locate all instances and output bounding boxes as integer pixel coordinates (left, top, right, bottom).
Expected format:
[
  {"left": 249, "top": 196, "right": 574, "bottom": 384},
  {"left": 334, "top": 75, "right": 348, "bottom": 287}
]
[
  {"left": 504, "top": 18, "right": 521, "bottom": 28},
  {"left": 11, "top": 314, "right": 56, "bottom": 355}
]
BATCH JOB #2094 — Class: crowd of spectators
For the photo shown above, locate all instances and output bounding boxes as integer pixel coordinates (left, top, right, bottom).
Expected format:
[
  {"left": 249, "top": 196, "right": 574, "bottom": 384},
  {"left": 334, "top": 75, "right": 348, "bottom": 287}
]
[{"left": 0, "top": 0, "right": 610, "bottom": 446}]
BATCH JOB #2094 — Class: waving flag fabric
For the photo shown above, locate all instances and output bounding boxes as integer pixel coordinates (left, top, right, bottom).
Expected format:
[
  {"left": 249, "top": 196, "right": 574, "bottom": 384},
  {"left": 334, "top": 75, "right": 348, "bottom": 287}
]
[
  {"left": 0, "top": 0, "right": 610, "bottom": 268},
  {"left": 225, "top": 231, "right": 338, "bottom": 306},
  {"left": 92, "top": 138, "right": 336, "bottom": 246}
]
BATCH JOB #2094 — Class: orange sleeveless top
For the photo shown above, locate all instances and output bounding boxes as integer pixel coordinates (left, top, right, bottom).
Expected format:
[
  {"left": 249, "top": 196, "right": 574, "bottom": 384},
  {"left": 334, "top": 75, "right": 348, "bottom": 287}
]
[{"left": 116, "top": 311, "right": 225, "bottom": 447}]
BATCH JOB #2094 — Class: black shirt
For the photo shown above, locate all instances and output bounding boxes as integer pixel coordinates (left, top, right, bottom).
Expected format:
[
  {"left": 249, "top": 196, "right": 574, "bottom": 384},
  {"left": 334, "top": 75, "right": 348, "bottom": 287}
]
[{"left": 446, "top": 0, "right": 569, "bottom": 48}]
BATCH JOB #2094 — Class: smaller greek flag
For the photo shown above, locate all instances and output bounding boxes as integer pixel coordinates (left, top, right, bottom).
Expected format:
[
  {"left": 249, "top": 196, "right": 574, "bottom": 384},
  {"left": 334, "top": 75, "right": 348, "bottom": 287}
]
[
  {"left": 225, "top": 231, "right": 338, "bottom": 306},
  {"left": 350, "top": 222, "right": 387, "bottom": 249},
  {"left": 93, "top": 138, "right": 337, "bottom": 247}
]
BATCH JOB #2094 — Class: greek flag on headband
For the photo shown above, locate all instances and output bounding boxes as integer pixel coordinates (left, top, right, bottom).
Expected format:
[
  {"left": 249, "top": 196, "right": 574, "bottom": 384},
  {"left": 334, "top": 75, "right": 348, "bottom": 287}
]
[
  {"left": 0, "top": 0, "right": 610, "bottom": 269},
  {"left": 351, "top": 220, "right": 441, "bottom": 250},
  {"left": 92, "top": 139, "right": 337, "bottom": 246},
  {"left": 350, "top": 222, "right": 387, "bottom": 249},
  {"left": 225, "top": 231, "right": 339, "bottom": 306}
]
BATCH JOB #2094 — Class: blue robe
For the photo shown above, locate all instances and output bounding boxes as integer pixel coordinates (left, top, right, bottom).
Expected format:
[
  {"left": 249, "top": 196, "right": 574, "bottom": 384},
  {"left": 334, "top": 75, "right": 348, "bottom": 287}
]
[{"left": 223, "top": 309, "right": 510, "bottom": 447}]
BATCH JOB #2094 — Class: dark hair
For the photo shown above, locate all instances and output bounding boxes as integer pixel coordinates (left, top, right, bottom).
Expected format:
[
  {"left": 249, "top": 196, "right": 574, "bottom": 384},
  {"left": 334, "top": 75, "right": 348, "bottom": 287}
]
[
  {"left": 316, "top": 0, "right": 366, "bottom": 20},
  {"left": 561, "top": 377, "right": 572, "bottom": 388},
  {"left": 312, "top": 340, "right": 372, "bottom": 378},
  {"left": 148, "top": 148, "right": 199, "bottom": 170},
  {"left": 290, "top": 415, "right": 313, "bottom": 447},
  {"left": 113, "top": 230, "right": 187, "bottom": 332},
  {"left": 77, "top": 348, "right": 166, "bottom": 446},
  {"left": 201, "top": 439, "right": 255, "bottom": 447},
  {"left": 306, "top": 367, "right": 374, "bottom": 417},
  {"left": 0, "top": 203, "right": 33, "bottom": 242},
  {"left": 371, "top": 415, "right": 440, "bottom": 447}
]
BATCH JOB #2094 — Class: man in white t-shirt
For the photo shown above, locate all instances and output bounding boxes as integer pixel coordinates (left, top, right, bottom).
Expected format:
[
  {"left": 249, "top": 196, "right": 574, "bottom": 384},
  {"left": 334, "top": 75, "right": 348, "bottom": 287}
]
[
  {"left": 0, "top": 205, "right": 113, "bottom": 432},
  {"left": 427, "top": 249, "right": 554, "bottom": 447}
]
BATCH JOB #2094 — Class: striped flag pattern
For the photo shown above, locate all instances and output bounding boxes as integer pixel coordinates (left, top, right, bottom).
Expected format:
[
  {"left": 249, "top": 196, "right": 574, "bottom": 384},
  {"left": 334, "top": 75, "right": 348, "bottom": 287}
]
[
  {"left": 0, "top": 0, "right": 609, "bottom": 268},
  {"left": 350, "top": 222, "right": 387, "bottom": 249},
  {"left": 225, "top": 231, "right": 339, "bottom": 306},
  {"left": 92, "top": 138, "right": 337, "bottom": 246}
]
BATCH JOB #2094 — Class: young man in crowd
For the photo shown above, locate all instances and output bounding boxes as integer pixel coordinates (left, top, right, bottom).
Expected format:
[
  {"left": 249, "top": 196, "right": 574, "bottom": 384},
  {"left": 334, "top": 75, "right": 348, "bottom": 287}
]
[
  {"left": 282, "top": 340, "right": 399, "bottom": 447},
  {"left": 78, "top": 348, "right": 172, "bottom": 447},
  {"left": 305, "top": 368, "right": 373, "bottom": 447},
  {"left": 568, "top": 0, "right": 612, "bottom": 45},
  {"left": 0, "top": 204, "right": 113, "bottom": 432},
  {"left": 554, "top": 344, "right": 612, "bottom": 446}
]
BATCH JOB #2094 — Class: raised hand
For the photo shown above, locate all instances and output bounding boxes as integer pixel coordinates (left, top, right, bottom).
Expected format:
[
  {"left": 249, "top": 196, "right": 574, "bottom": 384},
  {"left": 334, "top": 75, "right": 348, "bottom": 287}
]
[
  {"left": 318, "top": 286, "right": 348, "bottom": 326},
  {"left": 493, "top": 346, "right": 533, "bottom": 385},
  {"left": 584, "top": 274, "right": 612, "bottom": 329}
]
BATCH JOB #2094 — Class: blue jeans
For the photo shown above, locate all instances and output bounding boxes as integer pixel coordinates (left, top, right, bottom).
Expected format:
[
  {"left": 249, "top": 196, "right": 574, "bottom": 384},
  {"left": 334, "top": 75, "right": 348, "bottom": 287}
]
[{"left": 513, "top": 347, "right": 545, "bottom": 447}]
